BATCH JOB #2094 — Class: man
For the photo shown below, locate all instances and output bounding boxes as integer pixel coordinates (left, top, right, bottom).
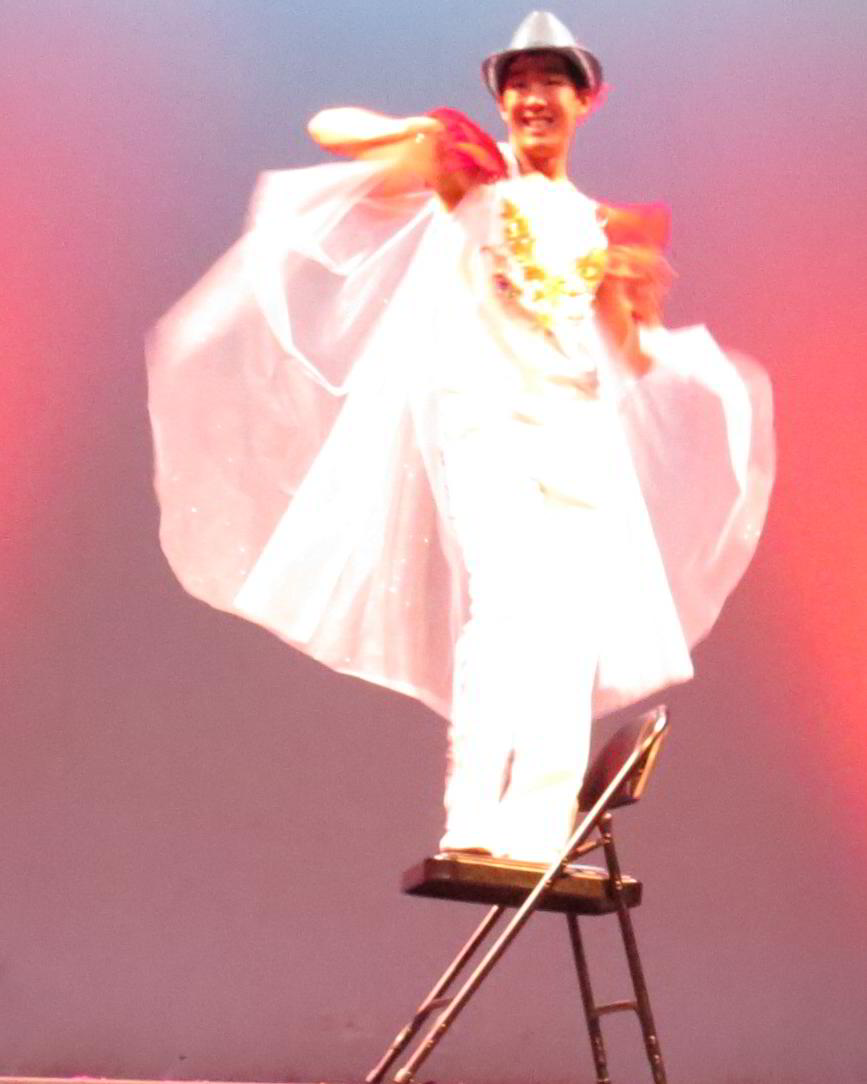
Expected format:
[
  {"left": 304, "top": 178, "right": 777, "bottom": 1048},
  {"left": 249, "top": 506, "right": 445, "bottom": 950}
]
[
  {"left": 304, "top": 13, "right": 693, "bottom": 859},
  {"left": 148, "top": 12, "right": 773, "bottom": 861}
]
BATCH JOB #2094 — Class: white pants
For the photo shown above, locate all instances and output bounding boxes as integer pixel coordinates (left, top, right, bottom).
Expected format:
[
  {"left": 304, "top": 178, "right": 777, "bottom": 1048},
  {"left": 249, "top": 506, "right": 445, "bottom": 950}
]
[{"left": 437, "top": 395, "right": 605, "bottom": 861}]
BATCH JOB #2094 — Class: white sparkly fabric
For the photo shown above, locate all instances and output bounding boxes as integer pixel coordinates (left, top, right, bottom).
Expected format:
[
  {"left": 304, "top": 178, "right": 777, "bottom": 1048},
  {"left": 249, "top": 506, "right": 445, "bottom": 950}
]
[{"left": 147, "top": 155, "right": 774, "bottom": 731}]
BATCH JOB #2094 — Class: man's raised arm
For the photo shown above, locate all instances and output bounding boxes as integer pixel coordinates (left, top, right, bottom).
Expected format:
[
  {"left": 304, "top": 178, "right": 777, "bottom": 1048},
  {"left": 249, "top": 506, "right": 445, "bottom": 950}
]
[{"left": 307, "top": 107, "right": 494, "bottom": 209}]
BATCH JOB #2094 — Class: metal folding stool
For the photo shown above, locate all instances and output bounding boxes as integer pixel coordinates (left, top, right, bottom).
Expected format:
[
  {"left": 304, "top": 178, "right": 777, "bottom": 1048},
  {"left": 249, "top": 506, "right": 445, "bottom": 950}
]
[{"left": 366, "top": 706, "right": 671, "bottom": 1084}]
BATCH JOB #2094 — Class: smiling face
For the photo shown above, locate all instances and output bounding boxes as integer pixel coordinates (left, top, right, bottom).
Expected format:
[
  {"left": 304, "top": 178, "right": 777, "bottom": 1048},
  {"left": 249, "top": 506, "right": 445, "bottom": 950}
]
[{"left": 498, "top": 51, "right": 593, "bottom": 179}]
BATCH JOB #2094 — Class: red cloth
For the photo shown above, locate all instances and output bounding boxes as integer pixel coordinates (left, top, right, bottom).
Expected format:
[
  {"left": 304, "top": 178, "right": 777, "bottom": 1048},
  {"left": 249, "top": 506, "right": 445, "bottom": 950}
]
[{"left": 427, "top": 107, "right": 508, "bottom": 185}]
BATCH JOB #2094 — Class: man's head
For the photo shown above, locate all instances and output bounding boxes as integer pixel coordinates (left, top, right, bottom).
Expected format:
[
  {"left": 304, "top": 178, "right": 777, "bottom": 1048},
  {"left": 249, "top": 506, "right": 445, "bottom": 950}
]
[{"left": 498, "top": 50, "right": 593, "bottom": 177}]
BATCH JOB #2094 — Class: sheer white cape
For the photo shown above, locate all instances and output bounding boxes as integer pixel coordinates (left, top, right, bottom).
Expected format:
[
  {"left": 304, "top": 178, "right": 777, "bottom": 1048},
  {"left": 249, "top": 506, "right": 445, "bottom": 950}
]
[{"left": 147, "top": 157, "right": 774, "bottom": 721}]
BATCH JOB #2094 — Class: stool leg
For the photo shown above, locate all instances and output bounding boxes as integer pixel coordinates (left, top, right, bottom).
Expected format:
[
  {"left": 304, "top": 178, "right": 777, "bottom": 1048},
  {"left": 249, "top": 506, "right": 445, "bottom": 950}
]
[
  {"left": 365, "top": 905, "right": 505, "bottom": 1083},
  {"left": 601, "top": 816, "right": 667, "bottom": 1084},
  {"left": 566, "top": 914, "right": 612, "bottom": 1084}
]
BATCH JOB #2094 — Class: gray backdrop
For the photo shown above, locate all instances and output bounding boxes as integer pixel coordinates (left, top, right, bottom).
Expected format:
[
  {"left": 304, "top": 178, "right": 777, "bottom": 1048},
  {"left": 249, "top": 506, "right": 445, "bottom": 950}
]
[{"left": 2, "top": 2, "right": 867, "bottom": 1082}]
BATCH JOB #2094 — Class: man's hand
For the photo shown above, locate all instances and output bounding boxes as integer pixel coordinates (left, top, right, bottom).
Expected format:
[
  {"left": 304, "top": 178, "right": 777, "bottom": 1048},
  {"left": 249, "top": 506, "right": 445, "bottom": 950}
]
[
  {"left": 604, "top": 243, "right": 675, "bottom": 326},
  {"left": 594, "top": 245, "right": 674, "bottom": 375}
]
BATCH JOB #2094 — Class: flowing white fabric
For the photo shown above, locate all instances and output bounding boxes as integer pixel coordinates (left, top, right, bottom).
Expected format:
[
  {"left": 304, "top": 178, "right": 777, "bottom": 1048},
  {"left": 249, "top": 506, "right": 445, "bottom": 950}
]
[{"left": 147, "top": 156, "right": 774, "bottom": 730}]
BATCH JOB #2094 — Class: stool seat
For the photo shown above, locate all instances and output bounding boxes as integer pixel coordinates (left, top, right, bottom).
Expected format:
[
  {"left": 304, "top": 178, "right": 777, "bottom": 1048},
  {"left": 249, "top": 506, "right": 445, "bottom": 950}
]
[{"left": 403, "top": 853, "right": 642, "bottom": 914}]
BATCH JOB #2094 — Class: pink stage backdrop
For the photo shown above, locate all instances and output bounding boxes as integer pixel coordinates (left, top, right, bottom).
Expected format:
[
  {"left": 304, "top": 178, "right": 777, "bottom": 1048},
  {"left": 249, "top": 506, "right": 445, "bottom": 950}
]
[{"left": 1, "top": 2, "right": 866, "bottom": 1082}]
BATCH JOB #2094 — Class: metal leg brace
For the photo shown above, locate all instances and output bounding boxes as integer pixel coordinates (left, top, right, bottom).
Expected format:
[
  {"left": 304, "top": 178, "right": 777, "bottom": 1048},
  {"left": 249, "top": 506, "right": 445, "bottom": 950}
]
[
  {"left": 365, "top": 905, "right": 505, "bottom": 1083},
  {"left": 600, "top": 815, "right": 667, "bottom": 1084},
  {"left": 563, "top": 814, "right": 667, "bottom": 1084}
]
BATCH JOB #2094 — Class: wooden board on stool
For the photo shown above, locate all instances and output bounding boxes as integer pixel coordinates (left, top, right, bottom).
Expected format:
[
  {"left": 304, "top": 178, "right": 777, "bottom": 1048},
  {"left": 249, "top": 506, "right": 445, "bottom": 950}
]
[{"left": 402, "top": 853, "right": 642, "bottom": 914}]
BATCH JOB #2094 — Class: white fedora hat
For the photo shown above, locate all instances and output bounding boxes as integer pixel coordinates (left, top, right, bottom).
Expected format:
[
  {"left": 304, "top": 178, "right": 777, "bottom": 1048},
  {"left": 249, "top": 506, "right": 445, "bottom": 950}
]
[{"left": 482, "top": 10, "right": 603, "bottom": 98}]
